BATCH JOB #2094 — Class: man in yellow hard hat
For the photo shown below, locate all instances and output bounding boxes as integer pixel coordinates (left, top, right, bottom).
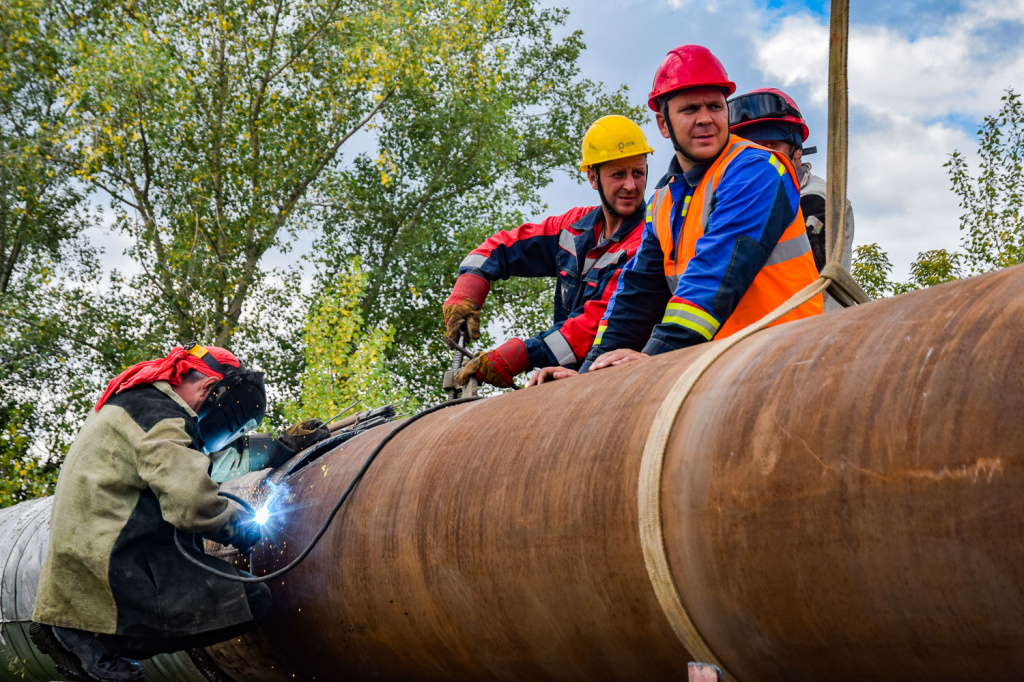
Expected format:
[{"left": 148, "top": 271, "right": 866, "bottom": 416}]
[{"left": 442, "top": 115, "right": 653, "bottom": 388}]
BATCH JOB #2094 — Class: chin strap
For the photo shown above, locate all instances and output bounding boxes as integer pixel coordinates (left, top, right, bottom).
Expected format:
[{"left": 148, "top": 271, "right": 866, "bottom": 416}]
[
  {"left": 594, "top": 161, "right": 650, "bottom": 223},
  {"left": 595, "top": 172, "right": 620, "bottom": 218}
]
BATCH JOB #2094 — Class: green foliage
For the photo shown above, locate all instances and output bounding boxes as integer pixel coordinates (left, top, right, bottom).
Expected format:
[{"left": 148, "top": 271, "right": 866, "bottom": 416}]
[
  {"left": 907, "top": 249, "right": 963, "bottom": 289},
  {"left": 1, "top": 0, "right": 172, "bottom": 504},
  {"left": 852, "top": 243, "right": 898, "bottom": 299},
  {"left": 0, "top": 0, "right": 642, "bottom": 502},
  {"left": 0, "top": 403, "right": 59, "bottom": 507},
  {"left": 853, "top": 244, "right": 962, "bottom": 298},
  {"left": 59, "top": 0, "right": 527, "bottom": 348},
  {"left": 945, "top": 89, "right": 1024, "bottom": 275},
  {"left": 316, "top": 1, "right": 644, "bottom": 402},
  {"left": 280, "top": 260, "right": 409, "bottom": 424}
]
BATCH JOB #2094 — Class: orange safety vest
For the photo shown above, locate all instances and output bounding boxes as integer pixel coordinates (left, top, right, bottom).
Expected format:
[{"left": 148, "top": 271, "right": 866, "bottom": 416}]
[{"left": 647, "top": 135, "right": 822, "bottom": 338}]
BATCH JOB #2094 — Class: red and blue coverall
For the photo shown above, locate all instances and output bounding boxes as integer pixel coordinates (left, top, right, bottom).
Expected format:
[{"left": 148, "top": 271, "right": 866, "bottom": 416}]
[
  {"left": 458, "top": 204, "right": 646, "bottom": 371},
  {"left": 581, "top": 149, "right": 804, "bottom": 370}
]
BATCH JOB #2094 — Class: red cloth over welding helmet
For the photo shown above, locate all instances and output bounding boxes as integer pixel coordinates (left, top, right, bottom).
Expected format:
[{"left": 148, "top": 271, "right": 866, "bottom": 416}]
[{"left": 95, "top": 343, "right": 266, "bottom": 452}]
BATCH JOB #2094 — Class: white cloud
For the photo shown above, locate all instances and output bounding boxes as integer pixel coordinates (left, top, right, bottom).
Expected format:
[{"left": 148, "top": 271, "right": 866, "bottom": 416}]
[
  {"left": 749, "top": 0, "right": 1024, "bottom": 278},
  {"left": 755, "top": 1, "right": 1024, "bottom": 119},
  {"left": 845, "top": 116, "right": 970, "bottom": 275}
]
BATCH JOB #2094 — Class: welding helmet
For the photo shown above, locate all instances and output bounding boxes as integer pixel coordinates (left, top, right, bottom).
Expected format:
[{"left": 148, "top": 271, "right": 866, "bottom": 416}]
[{"left": 187, "top": 343, "right": 267, "bottom": 453}]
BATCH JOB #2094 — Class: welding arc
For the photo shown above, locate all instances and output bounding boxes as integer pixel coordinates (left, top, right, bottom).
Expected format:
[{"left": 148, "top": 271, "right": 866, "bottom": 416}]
[{"left": 174, "top": 396, "right": 485, "bottom": 583}]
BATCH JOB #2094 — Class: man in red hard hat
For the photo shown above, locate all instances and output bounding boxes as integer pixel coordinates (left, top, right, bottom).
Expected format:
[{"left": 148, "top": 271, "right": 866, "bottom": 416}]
[
  {"left": 443, "top": 116, "right": 653, "bottom": 388},
  {"left": 729, "top": 87, "right": 855, "bottom": 310},
  {"left": 570, "top": 45, "right": 822, "bottom": 373}
]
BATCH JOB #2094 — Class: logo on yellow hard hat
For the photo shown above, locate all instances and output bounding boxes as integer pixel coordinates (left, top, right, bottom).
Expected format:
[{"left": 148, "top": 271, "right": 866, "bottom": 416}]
[{"left": 580, "top": 115, "right": 653, "bottom": 172}]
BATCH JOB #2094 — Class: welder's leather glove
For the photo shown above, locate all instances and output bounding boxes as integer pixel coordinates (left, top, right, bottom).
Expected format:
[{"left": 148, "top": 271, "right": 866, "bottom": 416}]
[
  {"left": 278, "top": 418, "right": 331, "bottom": 454},
  {"left": 230, "top": 509, "right": 262, "bottom": 552},
  {"left": 455, "top": 338, "right": 530, "bottom": 389},
  {"left": 442, "top": 273, "right": 491, "bottom": 342}
]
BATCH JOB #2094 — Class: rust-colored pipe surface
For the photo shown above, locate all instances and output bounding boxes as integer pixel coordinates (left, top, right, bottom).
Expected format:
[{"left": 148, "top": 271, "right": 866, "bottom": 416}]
[{"left": 202, "top": 265, "right": 1024, "bottom": 681}]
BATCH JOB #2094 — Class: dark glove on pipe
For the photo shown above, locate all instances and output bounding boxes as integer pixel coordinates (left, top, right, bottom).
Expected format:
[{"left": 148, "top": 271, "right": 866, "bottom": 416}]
[
  {"left": 278, "top": 418, "right": 331, "bottom": 453},
  {"left": 230, "top": 509, "right": 262, "bottom": 552}
]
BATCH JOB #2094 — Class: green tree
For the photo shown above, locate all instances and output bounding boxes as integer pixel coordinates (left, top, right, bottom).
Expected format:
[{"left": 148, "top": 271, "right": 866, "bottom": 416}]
[
  {"left": 906, "top": 248, "right": 963, "bottom": 289},
  {"left": 1, "top": 0, "right": 169, "bottom": 503},
  {"left": 316, "top": 1, "right": 644, "bottom": 402},
  {"left": 946, "top": 89, "right": 1024, "bottom": 274},
  {"left": 852, "top": 243, "right": 899, "bottom": 299},
  {"left": 280, "top": 259, "right": 409, "bottom": 424},
  {"left": 59, "top": 0, "right": 518, "bottom": 347},
  {"left": 0, "top": 402, "right": 59, "bottom": 507}
]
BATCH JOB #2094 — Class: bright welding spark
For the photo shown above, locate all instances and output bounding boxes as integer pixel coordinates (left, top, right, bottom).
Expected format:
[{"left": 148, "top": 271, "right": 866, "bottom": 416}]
[{"left": 251, "top": 479, "right": 292, "bottom": 530}]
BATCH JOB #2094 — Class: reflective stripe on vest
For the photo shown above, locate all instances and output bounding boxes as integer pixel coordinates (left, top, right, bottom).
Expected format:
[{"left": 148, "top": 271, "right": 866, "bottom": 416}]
[
  {"left": 661, "top": 300, "right": 720, "bottom": 341},
  {"left": 652, "top": 134, "right": 822, "bottom": 338}
]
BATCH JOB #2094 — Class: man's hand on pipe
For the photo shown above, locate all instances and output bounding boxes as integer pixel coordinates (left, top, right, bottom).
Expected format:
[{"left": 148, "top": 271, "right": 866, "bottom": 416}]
[
  {"left": 589, "top": 348, "right": 649, "bottom": 371},
  {"left": 526, "top": 367, "right": 578, "bottom": 387},
  {"left": 229, "top": 509, "right": 263, "bottom": 552}
]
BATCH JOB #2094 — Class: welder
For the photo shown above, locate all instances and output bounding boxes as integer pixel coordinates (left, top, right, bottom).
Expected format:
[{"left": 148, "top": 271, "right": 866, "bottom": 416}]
[{"left": 30, "top": 344, "right": 273, "bottom": 681}]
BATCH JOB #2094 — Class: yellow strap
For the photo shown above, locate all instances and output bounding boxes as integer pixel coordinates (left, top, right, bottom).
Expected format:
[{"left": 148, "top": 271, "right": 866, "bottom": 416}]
[
  {"left": 187, "top": 344, "right": 209, "bottom": 359},
  {"left": 639, "top": 276, "right": 831, "bottom": 682}
]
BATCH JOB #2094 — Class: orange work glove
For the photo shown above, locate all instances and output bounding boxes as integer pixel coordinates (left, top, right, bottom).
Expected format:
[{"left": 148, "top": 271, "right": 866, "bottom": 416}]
[
  {"left": 442, "top": 273, "right": 490, "bottom": 342},
  {"left": 455, "top": 338, "right": 530, "bottom": 389}
]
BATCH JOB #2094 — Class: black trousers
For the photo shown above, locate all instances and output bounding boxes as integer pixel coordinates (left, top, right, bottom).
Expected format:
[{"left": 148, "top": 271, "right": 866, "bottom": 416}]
[{"left": 99, "top": 580, "right": 272, "bottom": 660}]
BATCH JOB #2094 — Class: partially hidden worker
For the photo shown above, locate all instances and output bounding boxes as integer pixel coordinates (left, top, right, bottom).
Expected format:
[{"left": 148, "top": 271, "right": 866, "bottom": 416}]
[
  {"left": 31, "top": 344, "right": 273, "bottom": 682},
  {"left": 542, "top": 45, "right": 822, "bottom": 380},
  {"left": 442, "top": 115, "right": 653, "bottom": 389},
  {"left": 728, "top": 87, "right": 855, "bottom": 311}
]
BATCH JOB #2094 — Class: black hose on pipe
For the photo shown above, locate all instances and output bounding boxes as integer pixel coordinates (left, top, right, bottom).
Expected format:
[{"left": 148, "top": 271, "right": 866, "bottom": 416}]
[{"left": 175, "top": 396, "right": 484, "bottom": 583}]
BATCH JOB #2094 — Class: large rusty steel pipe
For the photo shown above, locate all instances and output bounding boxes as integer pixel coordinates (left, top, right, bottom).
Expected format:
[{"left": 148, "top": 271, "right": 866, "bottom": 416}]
[
  {"left": 2, "top": 265, "right": 1024, "bottom": 681},
  {"left": 209, "top": 264, "right": 1024, "bottom": 681}
]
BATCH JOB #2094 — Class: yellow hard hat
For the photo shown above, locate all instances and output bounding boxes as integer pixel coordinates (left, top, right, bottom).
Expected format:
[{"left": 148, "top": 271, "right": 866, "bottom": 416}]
[{"left": 579, "top": 115, "right": 654, "bottom": 172}]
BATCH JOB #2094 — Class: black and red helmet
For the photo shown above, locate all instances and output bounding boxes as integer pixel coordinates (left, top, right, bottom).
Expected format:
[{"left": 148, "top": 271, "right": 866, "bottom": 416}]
[{"left": 728, "top": 88, "right": 810, "bottom": 143}]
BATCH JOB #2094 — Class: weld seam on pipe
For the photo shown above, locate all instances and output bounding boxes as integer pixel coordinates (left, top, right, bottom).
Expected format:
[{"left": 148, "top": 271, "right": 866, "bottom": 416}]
[{"left": 638, "top": 277, "right": 831, "bottom": 682}]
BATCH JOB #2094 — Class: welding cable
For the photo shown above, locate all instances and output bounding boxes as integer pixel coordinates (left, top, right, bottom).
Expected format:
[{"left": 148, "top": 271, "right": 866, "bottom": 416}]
[{"left": 174, "top": 395, "right": 484, "bottom": 582}]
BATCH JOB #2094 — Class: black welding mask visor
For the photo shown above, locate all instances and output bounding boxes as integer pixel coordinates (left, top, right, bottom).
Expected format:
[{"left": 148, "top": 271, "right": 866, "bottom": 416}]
[{"left": 196, "top": 369, "right": 267, "bottom": 453}]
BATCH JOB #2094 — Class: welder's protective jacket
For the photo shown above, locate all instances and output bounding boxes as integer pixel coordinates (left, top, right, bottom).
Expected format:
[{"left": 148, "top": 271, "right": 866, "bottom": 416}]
[
  {"left": 583, "top": 136, "right": 822, "bottom": 365},
  {"left": 458, "top": 205, "right": 645, "bottom": 368},
  {"left": 33, "top": 381, "right": 254, "bottom": 638}
]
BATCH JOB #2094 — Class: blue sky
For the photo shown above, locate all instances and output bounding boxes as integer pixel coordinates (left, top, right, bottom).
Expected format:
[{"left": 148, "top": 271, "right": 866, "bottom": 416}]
[{"left": 539, "top": 0, "right": 1024, "bottom": 279}]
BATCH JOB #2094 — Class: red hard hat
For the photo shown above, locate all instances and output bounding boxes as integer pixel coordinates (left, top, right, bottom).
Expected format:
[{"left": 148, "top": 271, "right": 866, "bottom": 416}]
[
  {"left": 647, "top": 45, "right": 736, "bottom": 111},
  {"left": 728, "top": 87, "right": 810, "bottom": 142}
]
